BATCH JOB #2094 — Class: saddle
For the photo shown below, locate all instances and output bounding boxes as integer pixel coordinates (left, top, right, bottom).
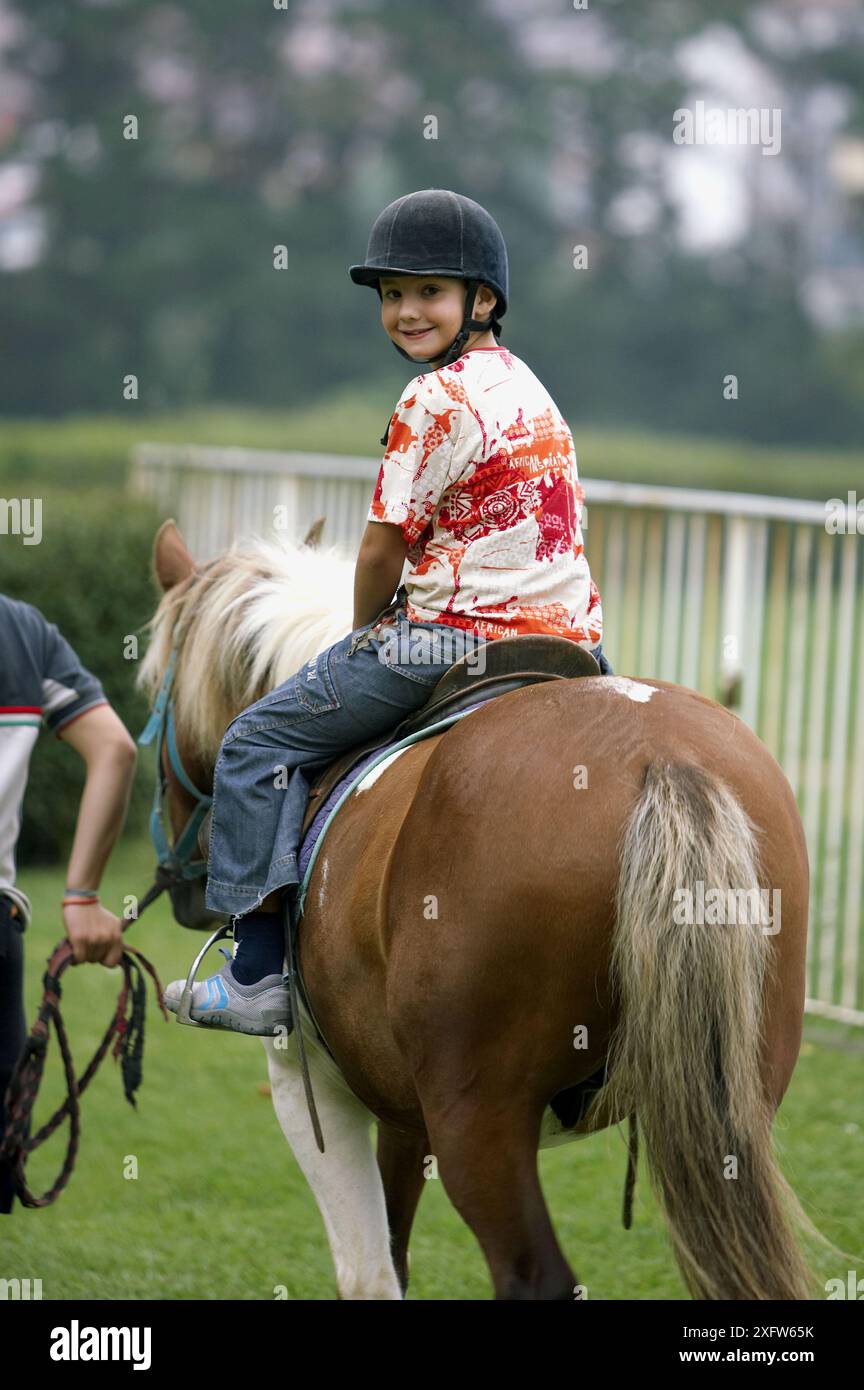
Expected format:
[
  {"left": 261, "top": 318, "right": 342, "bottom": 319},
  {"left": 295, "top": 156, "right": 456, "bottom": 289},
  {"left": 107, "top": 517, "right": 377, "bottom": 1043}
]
[{"left": 299, "top": 634, "right": 601, "bottom": 837}]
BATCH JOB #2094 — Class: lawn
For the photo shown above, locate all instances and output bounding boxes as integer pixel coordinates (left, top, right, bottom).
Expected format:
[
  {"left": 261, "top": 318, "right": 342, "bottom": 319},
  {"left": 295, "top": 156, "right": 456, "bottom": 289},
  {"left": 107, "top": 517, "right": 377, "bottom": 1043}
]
[
  {"left": 2, "top": 837, "right": 862, "bottom": 1300},
  {"left": 3, "top": 398, "right": 861, "bottom": 499}
]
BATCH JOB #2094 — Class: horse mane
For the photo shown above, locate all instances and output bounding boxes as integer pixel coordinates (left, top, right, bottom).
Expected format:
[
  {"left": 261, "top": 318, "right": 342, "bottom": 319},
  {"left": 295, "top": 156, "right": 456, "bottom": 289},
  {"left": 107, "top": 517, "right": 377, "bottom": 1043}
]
[{"left": 136, "top": 533, "right": 354, "bottom": 763}]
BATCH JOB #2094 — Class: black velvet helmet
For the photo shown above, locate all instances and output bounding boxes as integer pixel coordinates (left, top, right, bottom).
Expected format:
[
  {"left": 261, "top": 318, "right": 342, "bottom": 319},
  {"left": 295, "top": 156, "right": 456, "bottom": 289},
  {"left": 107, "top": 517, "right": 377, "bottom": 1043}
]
[{"left": 349, "top": 188, "right": 509, "bottom": 373}]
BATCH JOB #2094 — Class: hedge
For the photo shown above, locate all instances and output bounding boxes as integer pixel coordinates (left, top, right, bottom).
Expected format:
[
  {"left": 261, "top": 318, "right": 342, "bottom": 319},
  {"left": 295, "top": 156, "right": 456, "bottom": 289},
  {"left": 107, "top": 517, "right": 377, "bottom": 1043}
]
[{"left": 0, "top": 487, "right": 163, "bottom": 864}]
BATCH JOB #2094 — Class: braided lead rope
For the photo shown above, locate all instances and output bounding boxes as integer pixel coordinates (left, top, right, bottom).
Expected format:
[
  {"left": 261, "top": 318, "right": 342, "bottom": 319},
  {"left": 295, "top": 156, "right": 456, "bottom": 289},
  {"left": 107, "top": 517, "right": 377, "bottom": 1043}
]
[{"left": 0, "top": 916, "right": 167, "bottom": 1209}]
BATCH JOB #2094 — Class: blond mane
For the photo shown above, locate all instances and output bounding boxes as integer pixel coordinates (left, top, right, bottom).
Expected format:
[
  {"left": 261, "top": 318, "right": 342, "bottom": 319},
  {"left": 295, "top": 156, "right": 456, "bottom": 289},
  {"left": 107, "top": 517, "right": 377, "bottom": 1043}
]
[{"left": 136, "top": 533, "right": 354, "bottom": 763}]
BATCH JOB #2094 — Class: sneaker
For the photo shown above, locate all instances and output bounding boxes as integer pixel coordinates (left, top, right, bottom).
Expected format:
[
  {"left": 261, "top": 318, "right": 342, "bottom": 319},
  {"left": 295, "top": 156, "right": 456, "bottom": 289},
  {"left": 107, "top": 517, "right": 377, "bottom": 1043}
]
[{"left": 163, "top": 949, "right": 293, "bottom": 1037}]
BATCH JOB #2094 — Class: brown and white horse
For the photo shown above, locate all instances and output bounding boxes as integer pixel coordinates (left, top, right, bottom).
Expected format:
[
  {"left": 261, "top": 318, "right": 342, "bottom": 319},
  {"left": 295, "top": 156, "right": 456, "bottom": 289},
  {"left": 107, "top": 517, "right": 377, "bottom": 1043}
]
[{"left": 139, "top": 518, "right": 819, "bottom": 1300}]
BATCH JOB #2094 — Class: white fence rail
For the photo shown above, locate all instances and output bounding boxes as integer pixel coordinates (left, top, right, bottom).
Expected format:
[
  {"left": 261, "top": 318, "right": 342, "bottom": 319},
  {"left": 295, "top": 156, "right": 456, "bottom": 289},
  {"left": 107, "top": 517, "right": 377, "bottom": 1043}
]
[{"left": 131, "top": 443, "right": 864, "bottom": 1025}]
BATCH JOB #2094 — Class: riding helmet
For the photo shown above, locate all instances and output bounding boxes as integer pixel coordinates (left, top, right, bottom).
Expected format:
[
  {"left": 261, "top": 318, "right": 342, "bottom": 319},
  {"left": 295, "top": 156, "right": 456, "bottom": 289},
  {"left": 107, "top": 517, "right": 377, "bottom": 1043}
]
[{"left": 349, "top": 188, "right": 509, "bottom": 372}]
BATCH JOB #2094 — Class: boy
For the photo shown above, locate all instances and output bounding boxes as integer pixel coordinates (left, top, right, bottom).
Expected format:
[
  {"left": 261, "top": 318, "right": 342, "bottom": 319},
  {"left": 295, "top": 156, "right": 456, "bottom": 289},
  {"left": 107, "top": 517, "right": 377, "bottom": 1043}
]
[
  {"left": 164, "top": 188, "right": 610, "bottom": 1036},
  {"left": 0, "top": 594, "right": 135, "bottom": 1212}
]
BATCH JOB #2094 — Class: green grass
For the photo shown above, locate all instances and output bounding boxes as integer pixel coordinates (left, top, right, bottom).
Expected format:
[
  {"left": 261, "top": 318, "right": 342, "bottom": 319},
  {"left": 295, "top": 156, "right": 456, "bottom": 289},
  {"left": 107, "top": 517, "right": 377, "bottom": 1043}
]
[
  {"left": 3, "top": 838, "right": 862, "bottom": 1300},
  {"left": 2, "top": 399, "right": 862, "bottom": 499}
]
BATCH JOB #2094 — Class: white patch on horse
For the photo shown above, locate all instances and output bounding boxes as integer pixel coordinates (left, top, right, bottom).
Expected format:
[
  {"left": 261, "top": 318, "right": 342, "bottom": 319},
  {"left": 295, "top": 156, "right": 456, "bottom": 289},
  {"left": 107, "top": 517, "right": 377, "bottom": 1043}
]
[
  {"left": 262, "top": 1003, "right": 402, "bottom": 1299},
  {"left": 354, "top": 747, "right": 408, "bottom": 794},
  {"left": 600, "top": 676, "right": 658, "bottom": 703},
  {"left": 317, "top": 855, "right": 329, "bottom": 913}
]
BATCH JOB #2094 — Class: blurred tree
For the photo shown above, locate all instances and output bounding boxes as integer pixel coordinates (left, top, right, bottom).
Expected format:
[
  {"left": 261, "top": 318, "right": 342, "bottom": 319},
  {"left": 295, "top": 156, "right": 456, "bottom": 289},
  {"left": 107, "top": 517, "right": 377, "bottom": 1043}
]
[{"left": 0, "top": 0, "right": 862, "bottom": 445}]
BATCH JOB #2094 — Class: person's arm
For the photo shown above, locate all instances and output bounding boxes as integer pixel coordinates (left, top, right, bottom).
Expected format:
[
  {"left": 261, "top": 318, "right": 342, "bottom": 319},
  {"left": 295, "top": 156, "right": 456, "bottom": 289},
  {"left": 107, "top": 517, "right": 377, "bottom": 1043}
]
[
  {"left": 57, "top": 704, "right": 137, "bottom": 966},
  {"left": 353, "top": 521, "right": 408, "bottom": 630},
  {"left": 357, "top": 379, "right": 460, "bottom": 631}
]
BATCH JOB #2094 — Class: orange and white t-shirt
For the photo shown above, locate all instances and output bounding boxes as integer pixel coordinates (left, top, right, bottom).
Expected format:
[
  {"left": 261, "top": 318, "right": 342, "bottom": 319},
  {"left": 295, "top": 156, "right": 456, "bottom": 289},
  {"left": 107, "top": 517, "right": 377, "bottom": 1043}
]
[{"left": 368, "top": 346, "right": 603, "bottom": 646}]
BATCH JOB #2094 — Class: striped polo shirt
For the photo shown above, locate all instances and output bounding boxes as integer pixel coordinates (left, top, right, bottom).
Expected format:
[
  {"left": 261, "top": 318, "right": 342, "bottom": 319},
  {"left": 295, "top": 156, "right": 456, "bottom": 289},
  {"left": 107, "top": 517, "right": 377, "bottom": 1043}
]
[{"left": 0, "top": 594, "right": 107, "bottom": 927}]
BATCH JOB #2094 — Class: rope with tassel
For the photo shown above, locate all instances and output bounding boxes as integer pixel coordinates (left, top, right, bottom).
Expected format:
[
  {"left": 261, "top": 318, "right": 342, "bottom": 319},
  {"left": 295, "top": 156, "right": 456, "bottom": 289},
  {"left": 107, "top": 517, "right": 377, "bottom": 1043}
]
[{"left": 0, "top": 887, "right": 168, "bottom": 1209}]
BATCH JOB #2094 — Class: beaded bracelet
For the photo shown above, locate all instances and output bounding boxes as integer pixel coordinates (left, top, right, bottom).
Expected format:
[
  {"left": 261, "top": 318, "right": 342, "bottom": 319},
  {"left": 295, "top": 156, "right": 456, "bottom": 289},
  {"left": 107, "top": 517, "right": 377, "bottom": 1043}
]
[{"left": 64, "top": 886, "right": 99, "bottom": 897}]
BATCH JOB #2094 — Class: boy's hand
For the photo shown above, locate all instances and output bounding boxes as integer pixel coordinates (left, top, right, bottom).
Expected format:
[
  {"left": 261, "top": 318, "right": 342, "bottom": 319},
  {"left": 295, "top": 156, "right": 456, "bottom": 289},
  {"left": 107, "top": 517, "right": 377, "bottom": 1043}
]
[{"left": 62, "top": 902, "right": 125, "bottom": 967}]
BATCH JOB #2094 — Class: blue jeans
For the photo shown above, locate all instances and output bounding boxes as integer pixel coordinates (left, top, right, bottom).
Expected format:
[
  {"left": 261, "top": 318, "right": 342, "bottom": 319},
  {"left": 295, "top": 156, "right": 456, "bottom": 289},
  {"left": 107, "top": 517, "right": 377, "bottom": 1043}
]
[{"left": 204, "top": 605, "right": 611, "bottom": 919}]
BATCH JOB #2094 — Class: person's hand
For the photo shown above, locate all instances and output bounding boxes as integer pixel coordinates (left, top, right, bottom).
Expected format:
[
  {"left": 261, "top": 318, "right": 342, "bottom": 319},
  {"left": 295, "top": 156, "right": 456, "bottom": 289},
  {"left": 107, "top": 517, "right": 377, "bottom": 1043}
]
[{"left": 62, "top": 901, "right": 125, "bottom": 967}]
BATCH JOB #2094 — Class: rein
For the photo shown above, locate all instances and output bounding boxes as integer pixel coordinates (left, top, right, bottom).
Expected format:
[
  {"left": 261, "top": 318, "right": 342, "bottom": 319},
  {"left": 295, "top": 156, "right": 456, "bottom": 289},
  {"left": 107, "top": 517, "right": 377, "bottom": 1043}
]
[{"left": 0, "top": 881, "right": 170, "bottom": 1209}]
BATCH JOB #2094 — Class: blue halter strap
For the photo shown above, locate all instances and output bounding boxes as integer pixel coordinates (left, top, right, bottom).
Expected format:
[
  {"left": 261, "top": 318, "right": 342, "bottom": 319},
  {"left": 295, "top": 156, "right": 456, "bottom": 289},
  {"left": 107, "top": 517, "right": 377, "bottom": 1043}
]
[{"left": 138, "top": 648, "right": 212, "bottom": 880}]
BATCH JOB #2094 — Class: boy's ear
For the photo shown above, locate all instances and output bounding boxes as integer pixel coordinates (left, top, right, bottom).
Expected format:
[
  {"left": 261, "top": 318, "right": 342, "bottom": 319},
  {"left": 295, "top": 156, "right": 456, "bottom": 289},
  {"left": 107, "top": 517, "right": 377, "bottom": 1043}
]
[{"left": 475, "top": 282, "right": 498, "bottom": 317}]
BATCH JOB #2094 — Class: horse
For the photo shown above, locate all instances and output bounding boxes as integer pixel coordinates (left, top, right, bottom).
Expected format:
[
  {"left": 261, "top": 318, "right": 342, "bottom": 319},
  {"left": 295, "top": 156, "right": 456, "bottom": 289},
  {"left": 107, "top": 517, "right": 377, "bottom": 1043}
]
[{"left": 137, "top": 517, "right": 819, "bottom": 1300}]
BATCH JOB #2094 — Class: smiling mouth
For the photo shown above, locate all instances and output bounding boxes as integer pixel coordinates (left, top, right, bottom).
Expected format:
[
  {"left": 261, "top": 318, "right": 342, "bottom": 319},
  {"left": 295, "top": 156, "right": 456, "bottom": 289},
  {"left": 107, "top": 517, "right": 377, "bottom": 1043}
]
[{"left": 401, "top": 327, "right": 434, "bottom": 338}]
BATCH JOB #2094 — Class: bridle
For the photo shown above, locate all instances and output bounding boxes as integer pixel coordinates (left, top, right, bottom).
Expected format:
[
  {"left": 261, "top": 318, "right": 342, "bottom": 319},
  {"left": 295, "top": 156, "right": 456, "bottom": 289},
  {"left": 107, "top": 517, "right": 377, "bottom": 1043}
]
[{"left": 137, "top": 646, "right": 213, "bottom": 890}]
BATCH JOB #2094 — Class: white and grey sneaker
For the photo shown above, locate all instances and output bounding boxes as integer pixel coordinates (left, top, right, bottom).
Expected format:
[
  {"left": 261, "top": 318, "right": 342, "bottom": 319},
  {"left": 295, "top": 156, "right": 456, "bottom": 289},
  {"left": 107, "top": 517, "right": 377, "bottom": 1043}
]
[{"left": 163, "top": 950, "right": 293, "bottom": 1037}]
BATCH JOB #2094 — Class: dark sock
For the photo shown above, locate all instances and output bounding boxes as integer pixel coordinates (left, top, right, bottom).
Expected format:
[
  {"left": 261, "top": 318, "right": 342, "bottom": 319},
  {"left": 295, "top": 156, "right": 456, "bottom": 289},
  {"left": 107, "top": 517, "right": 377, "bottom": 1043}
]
[{"left": 229, "top": 909, "right": 285, "bottom": 985}]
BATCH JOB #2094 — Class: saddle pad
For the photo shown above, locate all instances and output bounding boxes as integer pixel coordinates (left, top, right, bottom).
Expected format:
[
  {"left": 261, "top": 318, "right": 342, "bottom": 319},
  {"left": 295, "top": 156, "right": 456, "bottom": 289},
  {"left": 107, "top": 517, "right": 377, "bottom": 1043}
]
[{"left": 296, "top": 699, "right": 491, "bottom": 917}]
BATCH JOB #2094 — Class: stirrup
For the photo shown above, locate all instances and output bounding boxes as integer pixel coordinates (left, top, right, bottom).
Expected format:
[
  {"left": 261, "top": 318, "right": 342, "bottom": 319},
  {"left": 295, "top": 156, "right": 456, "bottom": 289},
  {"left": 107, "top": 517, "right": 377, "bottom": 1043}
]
[{"left": 176, "top": 922, "right": 234, "bottom": 1027}]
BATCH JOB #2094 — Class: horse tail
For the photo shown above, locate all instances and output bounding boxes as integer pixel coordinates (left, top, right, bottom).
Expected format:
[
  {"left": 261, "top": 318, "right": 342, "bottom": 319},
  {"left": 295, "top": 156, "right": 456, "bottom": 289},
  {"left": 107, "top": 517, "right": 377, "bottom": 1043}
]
[{"left": 585, "top": 760, "right": 817, "bottom": 1300}]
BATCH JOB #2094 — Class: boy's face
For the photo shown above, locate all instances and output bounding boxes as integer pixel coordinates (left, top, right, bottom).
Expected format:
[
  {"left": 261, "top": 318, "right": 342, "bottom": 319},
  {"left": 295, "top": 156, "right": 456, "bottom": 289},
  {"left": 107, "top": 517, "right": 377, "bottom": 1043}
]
[{"left": 378, "top": 274, "right": 497, "bottom": 364}]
